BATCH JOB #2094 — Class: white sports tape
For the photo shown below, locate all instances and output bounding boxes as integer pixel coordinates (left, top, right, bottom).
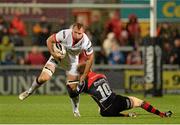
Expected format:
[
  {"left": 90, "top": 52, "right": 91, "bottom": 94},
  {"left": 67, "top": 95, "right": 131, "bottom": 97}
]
[
  {"left": 43, "top": 67, "right": 53, "bottom": 76},
  {"left": 66, "top": 80, "right": 79, "bottom": 85}
]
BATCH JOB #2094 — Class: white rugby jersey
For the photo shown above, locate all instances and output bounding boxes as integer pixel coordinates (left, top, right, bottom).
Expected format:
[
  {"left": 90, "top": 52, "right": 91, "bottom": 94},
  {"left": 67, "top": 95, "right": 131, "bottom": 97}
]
[
  {"left": 54, "top": 29, "right": 93, "bottom": 56},
  {"left": 51, "top": 29, "right": 93, "bottom": 74}
]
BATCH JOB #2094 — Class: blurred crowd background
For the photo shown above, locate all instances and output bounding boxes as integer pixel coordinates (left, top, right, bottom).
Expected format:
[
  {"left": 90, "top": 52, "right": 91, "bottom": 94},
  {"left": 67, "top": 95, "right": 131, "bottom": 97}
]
[{"left": 0, "top": 0, "right": 179, "bottom": 66}]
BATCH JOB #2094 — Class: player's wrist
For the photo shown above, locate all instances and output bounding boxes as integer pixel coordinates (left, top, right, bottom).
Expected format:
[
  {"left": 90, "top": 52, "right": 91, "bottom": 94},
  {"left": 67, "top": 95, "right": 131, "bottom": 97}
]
[{"left": 81, "top": 73, "right": 87, "bottom": 80}]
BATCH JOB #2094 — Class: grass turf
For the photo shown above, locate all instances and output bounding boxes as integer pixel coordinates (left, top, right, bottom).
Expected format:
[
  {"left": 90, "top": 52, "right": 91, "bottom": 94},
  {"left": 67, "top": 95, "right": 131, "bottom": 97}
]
[{"left": 0, "top": 94, "right": 179, "bottom": 124}]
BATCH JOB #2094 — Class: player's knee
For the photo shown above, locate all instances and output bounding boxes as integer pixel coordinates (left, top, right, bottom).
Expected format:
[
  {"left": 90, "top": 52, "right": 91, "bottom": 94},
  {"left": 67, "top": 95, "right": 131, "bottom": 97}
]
[
  {"left": 38, "top": 73, "right": 51, "bottom": 83},
  {"left": 66, "top": 80, "right": 79, "bottom": 90},
  {"left": 66, "top": 85, "right": 79, "bottom": 98},
  {"left": 42, "top": 65, "right": 55, "bottom": 78}
]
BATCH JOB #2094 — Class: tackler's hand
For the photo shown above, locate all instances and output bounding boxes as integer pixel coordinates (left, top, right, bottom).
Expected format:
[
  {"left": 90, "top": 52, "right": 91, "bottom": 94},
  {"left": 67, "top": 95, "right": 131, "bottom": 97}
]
[{"left": 80, "top": 74, "right": 86, "bottom": 84}]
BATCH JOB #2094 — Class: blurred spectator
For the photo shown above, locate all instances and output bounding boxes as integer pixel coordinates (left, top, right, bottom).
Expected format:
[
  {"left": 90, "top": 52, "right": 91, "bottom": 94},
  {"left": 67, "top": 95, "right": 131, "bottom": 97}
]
[
  {"left": 162, "top": 41, "right": 173, "bottom": 64},
  {"left": 17, "top": 56, "right": 25, "bottom": 65},
  {"left": 170, "top": 38, "right": 180, "bottom": 65},
  {"left": 0, "top": 36, "right": 15, "bottom": 64},
  {"left": 54, "top": 18, "right": 69, "bottom": 32},
  {"left": 88, "top": 10, "right": 104, "bottom": 46},
  {"left": 37, "top": 16, "right": 51, "bottom": 46},
  {"left": 59, "top": 19, "right": 68, "bottom": 30},
  {"left": 88, "top": 10, "right": 107, "bottom": 64},
  {"left": 32, "top": 15, "right": 52, "bottom": 46},
  {"left": 0, "top": 27, "right": 9, "bottom": 45},
  {"left": 32, "top": 22, "right": 41, "bottom": 43},
  {"left": 25, "top": 46, "right": 46, "bottom": 65},
  {"left": 126, "top": 45, "right": 142, "bottom": 65},
  {"left": 9, "top": 10, "right": 27, "bottom": 36},
  {"left": 103, "top": 32, "right": 116, "bottom": 57},
  {"left": 105, "top": 10, "right": 122, "bottom": 41},
  {"left": 157, "top": 23, "right": 172, "bottom": 40},
  {"left": 94, "top": 35, "right": 108, "bottom": 64},
  {"left": 108, "top": 42, "right": 125, "bottom": 65},
  {"left": 126, "top": 14, "right": 141, "bottom": 46},
  {"left": 2, "top": 53, "right": 16, "bottom": 65},
  {"left": 10, "top": 30, "right": 24, "bottom": 46},
  {"left": 94, "top": 48, "right": 108, "bottom": 64},
  {"left": 0, "top": 15, "right": 9, "bottom": 42},
  {"left": 118, "top": 27, "right": 129, "bottom": 46},
  {"left": 171, "top": 27, "right": 180, "bottom": 42}
]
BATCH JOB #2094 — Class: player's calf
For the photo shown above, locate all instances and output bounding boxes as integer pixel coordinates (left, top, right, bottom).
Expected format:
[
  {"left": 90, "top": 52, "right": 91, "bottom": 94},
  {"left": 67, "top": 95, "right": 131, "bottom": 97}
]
[
  {"left": 66, "top": 84, "right": 79, "bottom": 98},
  {"left": 19, "top": 69, "right": 52, "bottom": 101},
  {"left": 66, "top": 81, "right": 81, "bottom": 117},
  {"left": 128, "top": 96, "right": 172, "bottom": 117},
  {"left": 141, "top": 101, "right": 173, "bottom": 117},
  {"left": 19, "top": 77, "right": 43, "bottom": 100}
]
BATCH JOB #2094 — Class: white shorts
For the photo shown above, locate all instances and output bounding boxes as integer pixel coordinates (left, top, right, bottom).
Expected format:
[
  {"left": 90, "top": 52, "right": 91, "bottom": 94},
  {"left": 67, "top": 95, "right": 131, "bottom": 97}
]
[{"left": 46, "top": 55, "right": 79, "bottom": 76}]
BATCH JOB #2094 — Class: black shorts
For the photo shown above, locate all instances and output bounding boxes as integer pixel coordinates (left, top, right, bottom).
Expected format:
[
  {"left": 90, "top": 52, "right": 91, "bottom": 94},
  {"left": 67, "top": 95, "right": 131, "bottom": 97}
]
[{"left": 100, "top": 95, "right": 132, "bottom": 117}]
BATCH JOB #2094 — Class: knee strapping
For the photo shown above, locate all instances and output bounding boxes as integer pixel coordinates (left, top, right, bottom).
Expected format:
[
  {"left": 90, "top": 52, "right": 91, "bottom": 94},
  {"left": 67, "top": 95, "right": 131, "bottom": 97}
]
[
  {"left": 36, "top": 77, "right": 43, "bottom": 86},
  {"left": 66, "top": 80, "right": 79, "bottom": 85},
  {"left": 42, "top": 67, "right": 54, "bottom": 77}
]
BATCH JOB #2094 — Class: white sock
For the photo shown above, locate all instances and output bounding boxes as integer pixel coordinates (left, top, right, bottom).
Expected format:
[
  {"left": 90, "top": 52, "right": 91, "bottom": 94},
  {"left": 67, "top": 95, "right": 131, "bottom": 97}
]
[
  {"left": 28, "top": 78, "right": 41, "bottom": 94},
  {"left": 71, "top": 95, "right": 80, "bottom": 113}
]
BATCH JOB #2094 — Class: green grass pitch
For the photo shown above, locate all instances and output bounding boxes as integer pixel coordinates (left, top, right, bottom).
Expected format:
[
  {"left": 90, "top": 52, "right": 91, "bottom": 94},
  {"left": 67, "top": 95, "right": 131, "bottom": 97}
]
[{"left": 0, "top": 94, "right": 179, "bottom": 124}]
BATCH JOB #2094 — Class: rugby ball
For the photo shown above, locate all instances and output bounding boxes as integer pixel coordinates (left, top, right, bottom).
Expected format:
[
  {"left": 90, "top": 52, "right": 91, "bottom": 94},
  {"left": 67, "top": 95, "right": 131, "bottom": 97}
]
[{"left": 53, "top": 42, "right": 66, "bottom": 59}]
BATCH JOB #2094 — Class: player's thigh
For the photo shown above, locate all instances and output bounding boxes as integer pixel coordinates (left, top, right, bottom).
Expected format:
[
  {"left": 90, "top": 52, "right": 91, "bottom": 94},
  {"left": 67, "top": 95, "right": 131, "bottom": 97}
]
[
  {"left": 114, "top": 95, "right": 133, "bottom": 111},
  {"left": 100, "top": 95, "right": 132, "bottom": 116},
  {"left": 66, "top": 64, "right": 79, "bottom": 90},
  {"left": 128, "top": 96, "right": 143, "bottom": 108}
]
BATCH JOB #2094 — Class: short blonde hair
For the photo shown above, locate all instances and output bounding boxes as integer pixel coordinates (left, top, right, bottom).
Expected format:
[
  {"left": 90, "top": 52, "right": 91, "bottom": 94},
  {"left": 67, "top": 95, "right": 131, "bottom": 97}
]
[{"left": 72, "top": 23, "right": 84, "bottom": 30}]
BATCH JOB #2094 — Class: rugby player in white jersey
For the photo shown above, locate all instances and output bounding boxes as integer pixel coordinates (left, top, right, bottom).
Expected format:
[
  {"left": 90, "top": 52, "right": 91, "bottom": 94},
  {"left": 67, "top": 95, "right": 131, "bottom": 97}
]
[{"left": 19, "top": 23, "right": 94, "bottom": 117}]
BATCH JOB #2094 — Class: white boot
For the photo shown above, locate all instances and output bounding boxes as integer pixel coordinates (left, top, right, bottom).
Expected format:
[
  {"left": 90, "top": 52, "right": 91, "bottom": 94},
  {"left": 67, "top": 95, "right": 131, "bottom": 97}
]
[{"left": 19, "top": 91, "right": 31, "bottom": 100}]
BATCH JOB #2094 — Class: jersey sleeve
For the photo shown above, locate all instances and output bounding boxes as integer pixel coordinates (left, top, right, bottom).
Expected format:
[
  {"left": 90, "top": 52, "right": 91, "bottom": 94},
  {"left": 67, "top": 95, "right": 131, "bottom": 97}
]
[
  {"left": 54, "top": 30, "right": 66, "bottom": 43},
  {"left": 83, "top": 35, "right": 94, "bottom": 56}
]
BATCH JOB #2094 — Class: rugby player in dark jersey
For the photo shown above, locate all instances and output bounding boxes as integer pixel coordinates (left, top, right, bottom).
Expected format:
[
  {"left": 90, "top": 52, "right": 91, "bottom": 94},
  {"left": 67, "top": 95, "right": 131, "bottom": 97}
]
[{"left": 69, "top": 62, "right": 172, "bottom": 117}]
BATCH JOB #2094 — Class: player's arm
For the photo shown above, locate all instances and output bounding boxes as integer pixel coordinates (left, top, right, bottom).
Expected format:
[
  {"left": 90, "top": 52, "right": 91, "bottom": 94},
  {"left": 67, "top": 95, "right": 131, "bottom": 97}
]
[
  {"left": 80, "top": 53, "right": 94, "bottom": 83},
  {"left": 46, "top": 35, "right": 55, "bottom": 52},
  {"left": 46, "top": 31, "right": 64, "bottom": 60},
  {"left": 79, "top": 37, "right": 94, "bottom": 83}
]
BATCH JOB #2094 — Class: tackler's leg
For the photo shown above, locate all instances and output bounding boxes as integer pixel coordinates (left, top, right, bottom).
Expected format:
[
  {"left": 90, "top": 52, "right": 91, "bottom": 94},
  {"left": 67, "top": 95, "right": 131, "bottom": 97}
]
[{"left": 128, "top": 96, "right": 172, "bottom": 117}]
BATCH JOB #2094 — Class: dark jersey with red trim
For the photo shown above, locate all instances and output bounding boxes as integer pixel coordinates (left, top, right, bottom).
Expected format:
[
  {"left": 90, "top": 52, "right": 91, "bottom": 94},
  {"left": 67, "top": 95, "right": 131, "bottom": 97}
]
[{"left": 78, "top": 72, "right": 116, "bottom": 111}]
